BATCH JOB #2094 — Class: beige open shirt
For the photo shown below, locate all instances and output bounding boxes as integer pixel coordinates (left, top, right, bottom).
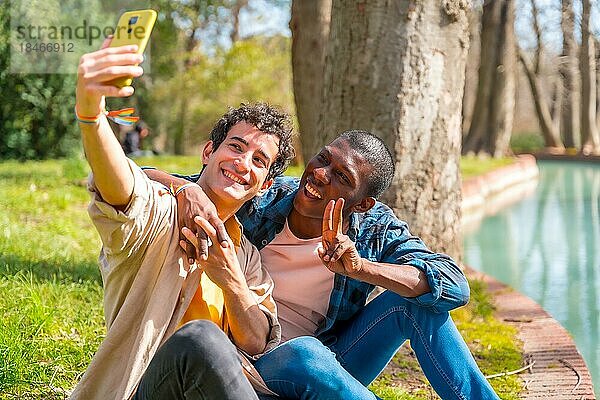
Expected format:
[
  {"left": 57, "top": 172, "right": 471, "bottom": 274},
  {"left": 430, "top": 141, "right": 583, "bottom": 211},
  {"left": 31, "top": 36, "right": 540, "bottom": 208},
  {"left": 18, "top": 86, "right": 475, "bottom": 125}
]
[{"left": 69, "top": 160, "right": 280, "bottom": 400}]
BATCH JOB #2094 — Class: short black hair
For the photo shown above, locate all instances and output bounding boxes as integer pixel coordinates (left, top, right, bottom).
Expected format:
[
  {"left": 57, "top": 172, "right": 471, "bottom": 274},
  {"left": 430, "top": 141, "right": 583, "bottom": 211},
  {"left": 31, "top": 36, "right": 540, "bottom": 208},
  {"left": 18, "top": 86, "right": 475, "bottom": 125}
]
[
  {"left": 209, "top": 103, "right": 295, "bottom": 179},
  {"left": 337, "top": 129, "right": 395, "bottom": 198}
]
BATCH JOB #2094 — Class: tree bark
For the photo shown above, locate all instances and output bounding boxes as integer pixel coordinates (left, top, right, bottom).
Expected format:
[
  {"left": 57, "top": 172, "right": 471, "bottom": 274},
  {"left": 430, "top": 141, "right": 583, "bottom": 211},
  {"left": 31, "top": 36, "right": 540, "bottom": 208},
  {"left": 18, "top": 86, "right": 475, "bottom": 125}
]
[
  {"left": 550, "top": 75, "right": 563, "bottom": 132},
  {"left": 462, "top": 0, "right": 500, "bottom": 154},
  {"left": 518, "top": 48, "right": 564, "bottom": 149},
  {"left": 530, "top": 0, "right": 543, "bottom": 75},
  {"left": 559, "top": 0, "right": 580, "bottom": 149},
  {"left": 486, "top": 0, "right": 516, "bottom": 157},
  {"left": 319, "top": 0, "right": 469, "bottom": 260},
  {"left": 290, "top": 0, "right": 332, "bottom": 163},
  {"left": 172, "top": 31, "right": 189, "bottom": 155},
  {"left": 461, "top": 5, "right": 481, "bottom": 137},
  {"left": 579, "top": 0, "right": 600, "bottom": 154},
  {"left": 462, "top": 0, "right": 516, "bottom": 158}
]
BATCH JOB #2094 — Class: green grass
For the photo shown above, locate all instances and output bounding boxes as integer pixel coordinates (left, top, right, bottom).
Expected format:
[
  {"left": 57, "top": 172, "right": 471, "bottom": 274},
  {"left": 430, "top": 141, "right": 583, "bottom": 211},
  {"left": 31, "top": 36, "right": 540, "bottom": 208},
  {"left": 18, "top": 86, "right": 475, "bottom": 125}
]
[
  {"left": 0, "top": 155, "right": 523, "bottom": 398},
  {"left": 0, "top": 158, "right": 104, "bottom": 398},
  {"left": 460, "top": 156, "right": 515, "bottom": 179},
  {"left": 510, "top": 132, "right": 545, "bottom": 154}
]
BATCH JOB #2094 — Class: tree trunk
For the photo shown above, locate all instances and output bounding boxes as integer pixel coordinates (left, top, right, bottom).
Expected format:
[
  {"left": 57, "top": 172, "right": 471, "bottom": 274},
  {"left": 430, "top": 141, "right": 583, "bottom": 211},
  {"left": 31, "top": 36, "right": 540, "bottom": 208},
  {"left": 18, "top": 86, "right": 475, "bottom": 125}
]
[
  {"left": 230, "top": 0, "right": 248, "bottom": 43},
  {"left": 596, "top": 38, "right": 600, "bottom": 130},
  {"left": 559, "top": 0, "right": 580, "bottom": 149},
  {"left": 319, "top": 0, "right": 469, "bottom": 260},
  {"left": 530, "top": 0, "right": 543, "bottom": 75},
  {"left": 550, "top": 75, "right": 563, "bottom": 132},
  {"left": 485, "top": 0, "right": 516, "bottom": 157},
  {"left": 462, "top": 0, "right": 500, "bottom": 154},
  {"left": 461, "top": 5, "right": 481, "bottom": 137},
  {"left": 172, "top": 31, "right": 187, "bottom": 155},
  {"left": 462, "top": 0, "right": 515, "bottom": 157},
  {"left": 518, "top": 49, "right": 564, "bottom": 149},
  {"left": 290, "top": 0, "right": 332, "bottom": 163},
  {"left": 579, "top": 0, "right": 600, "bottom": 154}
]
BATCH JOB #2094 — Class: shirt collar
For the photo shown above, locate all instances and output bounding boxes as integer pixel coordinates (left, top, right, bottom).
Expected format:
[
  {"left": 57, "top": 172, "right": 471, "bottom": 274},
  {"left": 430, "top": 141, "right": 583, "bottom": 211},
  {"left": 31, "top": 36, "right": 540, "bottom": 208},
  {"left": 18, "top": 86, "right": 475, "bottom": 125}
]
[
  {"left": 347, "top": 212, "right": 361, "bottom": 241},
  {"left": 262, "top": 189, "right": 297, "bottom": 224},
  {"left": 259, "top": 187, "right": 364, "bottom": 240},
  {"left": 224, "top": 216, "right": 243, "bottom": 247}
]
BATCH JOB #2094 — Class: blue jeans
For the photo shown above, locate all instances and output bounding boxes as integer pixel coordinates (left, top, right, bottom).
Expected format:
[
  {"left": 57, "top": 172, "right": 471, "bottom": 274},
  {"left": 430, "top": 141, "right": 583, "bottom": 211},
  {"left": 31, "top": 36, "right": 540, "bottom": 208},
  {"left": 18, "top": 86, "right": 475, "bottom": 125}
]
[
  {"left": 134, "top": 320, "right": 258, "bottom": 400},
  {"left": 253, "top": 290, "right": 499, "bottom": 400}
]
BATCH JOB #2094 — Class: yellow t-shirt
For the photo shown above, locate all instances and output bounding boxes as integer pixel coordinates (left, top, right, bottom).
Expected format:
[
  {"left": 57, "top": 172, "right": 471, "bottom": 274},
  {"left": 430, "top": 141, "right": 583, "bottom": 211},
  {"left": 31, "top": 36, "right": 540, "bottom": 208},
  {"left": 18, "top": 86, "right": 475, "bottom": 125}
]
[{"left": 178, "top": 217, "right": 243, "bottom": 329}]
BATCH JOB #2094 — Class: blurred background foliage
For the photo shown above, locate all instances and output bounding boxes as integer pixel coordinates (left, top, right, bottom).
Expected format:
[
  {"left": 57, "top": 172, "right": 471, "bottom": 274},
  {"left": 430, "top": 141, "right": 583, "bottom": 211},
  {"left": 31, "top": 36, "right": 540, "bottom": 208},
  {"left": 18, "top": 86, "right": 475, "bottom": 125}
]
[
  {"left": 0, "top": 0, "right": 293, "bottom": 160},
  {"left": 2, "top": 0, "right": 600, "bottom": 160}
]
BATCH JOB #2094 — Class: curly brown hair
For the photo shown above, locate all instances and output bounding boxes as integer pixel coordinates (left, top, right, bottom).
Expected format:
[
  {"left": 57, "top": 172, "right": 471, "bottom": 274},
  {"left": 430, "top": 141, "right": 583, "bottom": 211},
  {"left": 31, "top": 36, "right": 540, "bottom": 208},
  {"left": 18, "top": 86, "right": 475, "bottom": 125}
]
[{"left": 209, "top": 103, "right": 295, "bottom": 179}]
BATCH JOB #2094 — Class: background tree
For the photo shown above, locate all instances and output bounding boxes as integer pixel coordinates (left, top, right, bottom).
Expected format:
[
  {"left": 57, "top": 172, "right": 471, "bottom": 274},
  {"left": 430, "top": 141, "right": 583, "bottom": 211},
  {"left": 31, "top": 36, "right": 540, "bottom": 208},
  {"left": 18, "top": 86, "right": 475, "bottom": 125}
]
[
  {"left": 0, "top": 0, "right": 110, "bottom": 159},
  {"left": 580, "top": 0, "right": 600, "bottom": 154},
  {"left": 516, "top": 0, "right": 563, "bottom": 150},
  {"left": 519, "top": 48, "right": 564, "bottom": 150},
  {"left": 559, "top": 0, "right": 580, "bottom": 149},
  {"left": 462, "top": 0, "right": 516, "bottom": 158},
  {"left": 118, "top": 0, "right": 294, "bottom": 155},
  {"left": 317, "top": 0, "right": 470, "bottom": 259},
  {"left": 461, "top": 5, "right": 481, "bottom": 136},
  {"left": 0, "top": 0, "right": 293, "bottom": 160},
  {"left": 290, "top": 0, "right": 331, "bottom": 163}
]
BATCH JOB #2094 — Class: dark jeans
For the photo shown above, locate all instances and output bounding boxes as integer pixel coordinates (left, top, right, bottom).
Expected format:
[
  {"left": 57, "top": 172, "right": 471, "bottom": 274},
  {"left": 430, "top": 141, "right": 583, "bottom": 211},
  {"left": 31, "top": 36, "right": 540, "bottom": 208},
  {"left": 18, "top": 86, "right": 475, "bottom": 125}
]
[{"left": 134, "top": 320, "right": 258, "bottom": 400}]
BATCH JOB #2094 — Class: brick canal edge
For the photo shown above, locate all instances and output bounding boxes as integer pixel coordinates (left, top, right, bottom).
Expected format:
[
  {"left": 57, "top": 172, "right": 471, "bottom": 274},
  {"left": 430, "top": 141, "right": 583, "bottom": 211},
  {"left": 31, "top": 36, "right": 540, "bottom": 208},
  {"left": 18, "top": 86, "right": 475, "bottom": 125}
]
[{"left": 467, "top": 267, "right": 596, "bottom": 399}]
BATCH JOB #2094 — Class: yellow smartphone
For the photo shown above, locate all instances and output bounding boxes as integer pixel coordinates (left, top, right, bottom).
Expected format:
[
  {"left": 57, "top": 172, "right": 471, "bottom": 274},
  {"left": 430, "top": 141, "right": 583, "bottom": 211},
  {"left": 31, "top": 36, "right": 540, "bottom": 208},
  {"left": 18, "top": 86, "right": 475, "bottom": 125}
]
[{"left": 108, "top": 9, "right": 157, "bottom": 88}]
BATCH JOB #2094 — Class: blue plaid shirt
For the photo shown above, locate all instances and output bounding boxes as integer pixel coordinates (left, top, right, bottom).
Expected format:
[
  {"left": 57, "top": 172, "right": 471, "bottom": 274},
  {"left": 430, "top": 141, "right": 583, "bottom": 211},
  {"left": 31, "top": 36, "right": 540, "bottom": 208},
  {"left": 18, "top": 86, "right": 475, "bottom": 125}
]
[{"left": 176, "top": 174, "right": 469, "bottom": 336}]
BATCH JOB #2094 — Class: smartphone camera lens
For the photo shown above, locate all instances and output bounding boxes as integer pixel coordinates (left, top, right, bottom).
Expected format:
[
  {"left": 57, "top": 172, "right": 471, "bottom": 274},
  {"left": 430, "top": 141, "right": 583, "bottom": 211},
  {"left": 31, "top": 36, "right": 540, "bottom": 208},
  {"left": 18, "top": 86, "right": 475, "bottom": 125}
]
[{"left": 129, "top": 16, "right": 138, "bottom": 25}]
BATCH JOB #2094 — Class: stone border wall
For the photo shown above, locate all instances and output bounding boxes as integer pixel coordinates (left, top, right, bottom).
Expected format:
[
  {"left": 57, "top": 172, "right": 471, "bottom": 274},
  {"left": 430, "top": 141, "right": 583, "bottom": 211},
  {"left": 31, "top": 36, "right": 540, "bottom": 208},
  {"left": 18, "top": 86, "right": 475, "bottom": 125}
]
[{"left": 462, "top": 154, "right": 539, "bottom": 234}]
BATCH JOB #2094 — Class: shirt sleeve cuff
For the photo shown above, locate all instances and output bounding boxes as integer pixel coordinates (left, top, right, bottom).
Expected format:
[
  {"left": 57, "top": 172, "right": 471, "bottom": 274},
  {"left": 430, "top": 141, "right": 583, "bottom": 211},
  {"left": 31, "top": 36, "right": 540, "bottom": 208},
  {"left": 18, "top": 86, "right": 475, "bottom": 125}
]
[
  {"left": 88, "top": 159, "right": 149, "bottom": 214},
  {"left": 405, "top": 258, "right": 443, "bottom": 308},
  {"left": 240, "top": 305, "right": 281, "bottom": 361}
]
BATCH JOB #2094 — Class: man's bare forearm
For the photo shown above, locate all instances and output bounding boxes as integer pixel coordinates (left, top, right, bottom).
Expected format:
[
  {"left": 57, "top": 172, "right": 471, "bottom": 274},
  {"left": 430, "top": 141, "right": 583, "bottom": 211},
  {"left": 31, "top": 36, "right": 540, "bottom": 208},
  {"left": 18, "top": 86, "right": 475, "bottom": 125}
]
[
  {"left": 80, "top": 116, "right": 134, "bottom": 207},
  {"left": 146, "top": 170, "right": 231, "bottom": 255},
  {"left": 222, "top": 278, "right": 271, "bottom": 356},
  {"left": 145, "top": 169, "right": 193, "bottom": 188},
  {"left": 352, "top": 260, "right": 431, "bottom": 298},
  {"left": 76, "top": 39, "right": 142, "bottom": 207}
]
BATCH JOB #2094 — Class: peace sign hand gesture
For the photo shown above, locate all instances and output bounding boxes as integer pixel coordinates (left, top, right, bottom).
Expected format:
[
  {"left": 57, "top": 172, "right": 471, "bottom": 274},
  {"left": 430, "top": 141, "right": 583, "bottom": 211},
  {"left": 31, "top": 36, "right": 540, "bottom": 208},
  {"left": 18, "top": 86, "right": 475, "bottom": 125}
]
[{"left": 317, "top": 198, "right": 364, "bottom": 277}]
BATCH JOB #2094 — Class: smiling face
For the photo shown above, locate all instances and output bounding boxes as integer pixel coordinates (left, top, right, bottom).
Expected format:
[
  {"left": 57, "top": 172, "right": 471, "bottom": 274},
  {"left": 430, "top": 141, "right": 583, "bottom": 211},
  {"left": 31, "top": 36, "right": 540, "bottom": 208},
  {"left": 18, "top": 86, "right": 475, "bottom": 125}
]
[
  {"left": 292, "top": 138, "right": 375, "bottom": 224},
  {"left": 198, "top": 121, "right": 279, "bottom": 212}
]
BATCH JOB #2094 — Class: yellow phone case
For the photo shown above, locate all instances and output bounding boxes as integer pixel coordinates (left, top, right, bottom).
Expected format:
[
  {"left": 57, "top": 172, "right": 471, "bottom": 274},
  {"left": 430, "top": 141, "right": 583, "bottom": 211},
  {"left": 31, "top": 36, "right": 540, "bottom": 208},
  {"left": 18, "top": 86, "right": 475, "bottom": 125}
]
[{"left": 108, "top": 9, "right": 157, "bottom": 88}]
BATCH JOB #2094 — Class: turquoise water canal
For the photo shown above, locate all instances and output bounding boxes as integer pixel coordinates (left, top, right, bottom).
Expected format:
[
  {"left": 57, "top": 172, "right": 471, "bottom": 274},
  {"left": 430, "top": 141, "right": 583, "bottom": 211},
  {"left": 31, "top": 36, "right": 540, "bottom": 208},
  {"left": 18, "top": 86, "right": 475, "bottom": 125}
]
[{"left": 464, "top": 161, "right": 600, "bottom": 395}]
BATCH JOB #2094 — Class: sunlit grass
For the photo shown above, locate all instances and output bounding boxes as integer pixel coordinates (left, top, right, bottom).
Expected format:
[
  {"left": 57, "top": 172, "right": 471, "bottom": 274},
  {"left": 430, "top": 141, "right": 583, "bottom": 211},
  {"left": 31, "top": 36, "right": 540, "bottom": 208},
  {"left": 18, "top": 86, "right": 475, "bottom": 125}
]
[
  {"left": 460, "top": 156, "right": 515, "bottom": 179},
  {"left": 0, "top": 157, "right": 104, "bottom": 398},
  {"left": 452, "top": 280, "right": 523, "bottom": 399},
  {"left": 0, "top": 155, "right": 523, "bottom": 398}
]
